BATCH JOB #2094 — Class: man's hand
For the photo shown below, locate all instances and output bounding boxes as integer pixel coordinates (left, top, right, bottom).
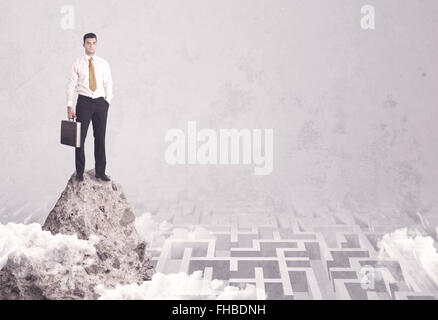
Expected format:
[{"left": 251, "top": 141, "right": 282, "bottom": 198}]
[{"left": 67, "top": 107, "right": 76, "bottom": 120}]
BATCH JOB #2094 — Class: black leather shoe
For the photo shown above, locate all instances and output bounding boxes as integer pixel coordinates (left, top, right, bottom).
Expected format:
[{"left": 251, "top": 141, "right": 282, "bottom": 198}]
[
  {"left": 96, "top": 173, "right": 111, "bottom": 181},
  {"left": 76, "top": 173, "right": 84, "bottom": 181}
]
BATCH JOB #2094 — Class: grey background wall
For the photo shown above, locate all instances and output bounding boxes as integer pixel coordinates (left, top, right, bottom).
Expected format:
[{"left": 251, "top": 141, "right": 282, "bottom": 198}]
[{"left": 0, "top": 0, "right": 437, "bottom": 224}]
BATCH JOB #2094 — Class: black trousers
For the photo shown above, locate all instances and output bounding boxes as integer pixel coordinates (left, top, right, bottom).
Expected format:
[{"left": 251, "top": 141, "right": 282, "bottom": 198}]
[{"left": 75, "top": 94, "right": 109, "bottom": 176}]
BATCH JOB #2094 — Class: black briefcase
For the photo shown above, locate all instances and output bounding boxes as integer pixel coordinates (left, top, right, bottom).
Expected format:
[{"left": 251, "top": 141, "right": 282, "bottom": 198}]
[{"left": 61, "top": 119, "right": 81, "bottom": 147}]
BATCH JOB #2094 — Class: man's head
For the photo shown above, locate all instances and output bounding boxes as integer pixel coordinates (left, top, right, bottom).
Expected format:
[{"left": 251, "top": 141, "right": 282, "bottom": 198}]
[{"left": 83, "top": 33, "right": 97, "bottom": 56}]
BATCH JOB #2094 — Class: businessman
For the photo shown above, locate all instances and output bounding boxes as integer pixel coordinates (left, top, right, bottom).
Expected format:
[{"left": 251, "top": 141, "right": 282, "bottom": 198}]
[{"left": 66, "top": 33, "right": 113, "bottom": 182}]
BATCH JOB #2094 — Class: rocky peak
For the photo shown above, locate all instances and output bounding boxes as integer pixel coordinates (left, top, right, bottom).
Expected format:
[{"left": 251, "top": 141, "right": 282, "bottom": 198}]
[{"left": 0, "top": 169, "right": 155, "bottom": 299}]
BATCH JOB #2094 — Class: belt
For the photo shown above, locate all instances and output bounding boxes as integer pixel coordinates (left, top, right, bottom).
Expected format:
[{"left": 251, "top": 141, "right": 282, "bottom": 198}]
[{"left": 79, "top": 94, "right": 104, "bottom": 101}]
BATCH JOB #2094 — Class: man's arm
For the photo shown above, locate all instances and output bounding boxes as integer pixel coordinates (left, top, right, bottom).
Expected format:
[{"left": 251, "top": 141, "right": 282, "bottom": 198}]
[
  {"left": 66, "top": 61, "right": 78, "bottom": 118},
  {"left": 103, "top": 61, "right": 113, "bottom": 104}
]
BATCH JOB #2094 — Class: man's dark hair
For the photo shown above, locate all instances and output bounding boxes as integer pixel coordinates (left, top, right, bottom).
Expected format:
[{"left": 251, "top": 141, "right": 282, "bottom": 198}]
[{"left": 83, "top": 33, "right": 97, "bottom": 44}]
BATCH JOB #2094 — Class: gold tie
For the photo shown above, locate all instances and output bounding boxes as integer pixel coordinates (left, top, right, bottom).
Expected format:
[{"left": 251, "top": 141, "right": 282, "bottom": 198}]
[{"left": 89, "top": 57, "right": 97, "bottom": 92}]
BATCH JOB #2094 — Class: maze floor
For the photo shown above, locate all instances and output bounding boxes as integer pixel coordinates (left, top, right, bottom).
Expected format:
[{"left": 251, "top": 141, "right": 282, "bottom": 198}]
[{"left": 136, "top": 199, "right": 438, "bottom": 300}]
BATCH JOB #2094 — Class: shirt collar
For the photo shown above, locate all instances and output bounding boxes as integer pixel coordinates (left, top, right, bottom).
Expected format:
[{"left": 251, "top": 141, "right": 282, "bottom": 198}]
[{"left": 84, "top": 54, "right": 98, "bottom": 61}]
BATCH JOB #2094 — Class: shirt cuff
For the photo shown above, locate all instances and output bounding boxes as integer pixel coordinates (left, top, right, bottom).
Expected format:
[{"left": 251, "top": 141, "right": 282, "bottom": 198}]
[{"left": 67, "top": 101, "right": 73, "bottom": 108}]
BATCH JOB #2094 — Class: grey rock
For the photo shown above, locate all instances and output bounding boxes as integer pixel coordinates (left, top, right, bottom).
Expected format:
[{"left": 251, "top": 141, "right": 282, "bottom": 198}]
[{"left": 0, "top": 169, "right": 155, "bottom": 300}]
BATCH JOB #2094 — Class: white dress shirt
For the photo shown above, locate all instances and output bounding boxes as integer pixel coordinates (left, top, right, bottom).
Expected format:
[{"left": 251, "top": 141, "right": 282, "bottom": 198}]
[{"left": 66, "top": 54, "right": 113, "bottom": 107}]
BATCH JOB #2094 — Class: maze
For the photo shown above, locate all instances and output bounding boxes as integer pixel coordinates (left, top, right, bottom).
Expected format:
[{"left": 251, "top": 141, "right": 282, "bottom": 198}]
[{"left": 137, "top": 198, "right": 438, "bottom": 300}]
